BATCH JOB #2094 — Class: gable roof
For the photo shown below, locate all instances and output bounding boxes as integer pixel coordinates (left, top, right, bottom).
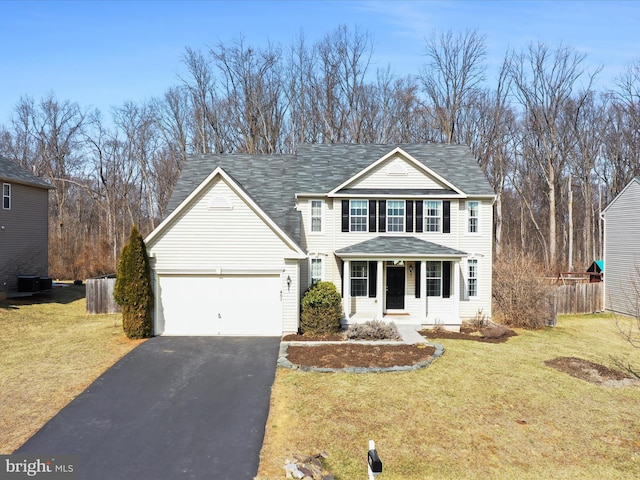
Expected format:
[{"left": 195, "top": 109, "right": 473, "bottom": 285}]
[
  {"left": 0, "top": 156, "right": 53, "bottom": 190},
  {"left": 326, "top": 146, "right": 466, "bottom": 197},
  {"left": 165, "top": 153, "right": 301, "bottom": 245},
  {"left": 164, "top": 144, "right": 495, "bottom": 247},
  {"left": 295, "top": 143, "right": 494, "bottom": 196},
  {"left": 602, "top": 176, "right": 640, "bottom": 216}
]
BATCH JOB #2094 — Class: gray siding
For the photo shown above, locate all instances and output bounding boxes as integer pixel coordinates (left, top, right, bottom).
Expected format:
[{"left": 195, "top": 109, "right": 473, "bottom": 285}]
[
  {"left": 0, "top": 182, "right": 49, "bottom": 294},
  {"left": 604, "top": 179, "right": 640, "bottom": 317}
]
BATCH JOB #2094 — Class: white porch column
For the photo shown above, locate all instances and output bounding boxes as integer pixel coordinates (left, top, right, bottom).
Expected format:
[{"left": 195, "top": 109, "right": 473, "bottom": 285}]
[
  {"left": 420, "top": 260, "right": 427, "bottom": 320},
  {"left": 376, "top": 260, "right": 384, "bottom": 320},
  {"left": 453, "top": 260, "right": 461, "bottom": 322},
  {"left": 343, "top": 259, "right": 350, "bottom": 321}
]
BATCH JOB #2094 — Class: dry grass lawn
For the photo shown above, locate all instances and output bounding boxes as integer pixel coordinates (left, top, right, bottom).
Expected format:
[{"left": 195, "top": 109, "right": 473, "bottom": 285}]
[
  {"left": 258, "top": 314, "right": 640, "bottom": 479},
  {"left": 0, "top": 284, "right": 143, "bottom": 453}
]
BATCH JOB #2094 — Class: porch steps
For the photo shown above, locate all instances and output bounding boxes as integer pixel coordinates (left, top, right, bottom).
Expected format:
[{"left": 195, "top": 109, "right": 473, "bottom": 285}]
[{"left": 395, "top": 324, "right": 428, "bottom": 345}]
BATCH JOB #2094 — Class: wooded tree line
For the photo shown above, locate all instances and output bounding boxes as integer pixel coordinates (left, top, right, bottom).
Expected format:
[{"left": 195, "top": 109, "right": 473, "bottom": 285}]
[{"left": 1, "top": 26, "right": 639, "bottom": 279}]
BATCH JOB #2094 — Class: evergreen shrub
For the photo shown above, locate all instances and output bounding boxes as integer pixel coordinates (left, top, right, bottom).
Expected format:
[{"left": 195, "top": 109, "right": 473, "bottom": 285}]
[
  {"left": 300, "top": 281, "right": 343, "bottom": 335},
  {"left": 114, "top": 225, "right": 154, "bottom": 339}
]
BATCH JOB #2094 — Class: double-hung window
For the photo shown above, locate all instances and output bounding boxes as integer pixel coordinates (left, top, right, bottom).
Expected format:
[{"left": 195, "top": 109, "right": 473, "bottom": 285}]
[
  {"left": 425, "top": 261, "right": 441, "bottom": 297},
  {"left": 311, "top": 200, "right": 323, "bottom": 233},
  {"left": 2, "top": 184, "right": 10, "bottom": 210},
  {"left": 467, "top": 201, "right": 479, "bottom": 233},
  {"left": 424, "top": 200, "right": 442, "bottom": 232},
  {"left": 310, "top": 258, "right": 323, "bottom": 285},
  {"left": 350, "top": 261, "right": 368, "bottom": 296},
  {"left": 350, "top": 200, "right": 368, "bottom": 232},
  {"left": 387, "top": 200, "right": 405, "bottom": 232},
  {"left": 468, "top": 259, "right": 478, "bottom": 297}
]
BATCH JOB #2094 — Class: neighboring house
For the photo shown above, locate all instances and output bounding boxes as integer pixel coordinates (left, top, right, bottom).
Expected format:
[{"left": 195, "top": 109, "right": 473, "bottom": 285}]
[
  {"left": 0, "top": 156, "right": 53, "bottom": 300},
  {"left": 602, "top": 177, "right": 640, "bottom": 317},
  {"left": 145, "top": 144, "right": 496, "bottom": 336}
]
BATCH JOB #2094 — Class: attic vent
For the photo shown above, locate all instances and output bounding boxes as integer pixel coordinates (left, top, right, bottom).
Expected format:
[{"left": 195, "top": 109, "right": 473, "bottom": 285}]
[
  {"left": 386, "top": 162, "right": 408, "bottom": 176},
  {"left": 207, "top": 195, "right": 233, "bottom": 211}
]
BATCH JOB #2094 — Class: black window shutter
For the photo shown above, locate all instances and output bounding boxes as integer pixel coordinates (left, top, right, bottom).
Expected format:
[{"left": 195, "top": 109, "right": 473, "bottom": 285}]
[
  {"left": 442, "top": 261, "right": 451, "bottom": 298},
  {"left": 341, "top": 200, "right": 349, "bottom": 232},
  {"left": 340, "top": 260, "right": 345, "bottom": 296},
  {"left": 368, "top": 261, "right": 377, "bottom": 297},
  {"left": 406, "top": 200, "right": 414, "bottom": 233},
  {"left": 415, "top": 261, "right": 421, "bottom": 298},
  {"left": 378, "top": 200, "right": 386, "bottom": 233},
  {"left": 369, "top": 200, "right": 377, "bottom": 232},
  {"left": 415, "top": 200, "right": 423, "bottom": 233},
  {"left": 443, "top": 201, "right": 451, "bottom": 233}
]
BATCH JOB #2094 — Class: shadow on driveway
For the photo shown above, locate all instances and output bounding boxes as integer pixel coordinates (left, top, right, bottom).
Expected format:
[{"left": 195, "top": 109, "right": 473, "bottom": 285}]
[{"left": 18, "top": 337, "right": 281, "bottom": 480}]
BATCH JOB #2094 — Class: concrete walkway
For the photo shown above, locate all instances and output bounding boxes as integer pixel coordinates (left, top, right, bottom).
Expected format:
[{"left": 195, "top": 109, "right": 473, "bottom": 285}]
[{"left": 396, "top": 324, "right": 428, "bottom": 344}]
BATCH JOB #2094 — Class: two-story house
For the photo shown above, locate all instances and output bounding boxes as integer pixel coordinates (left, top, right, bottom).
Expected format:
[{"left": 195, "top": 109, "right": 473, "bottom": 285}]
[
  {"left": 0, "top": 155, "right": 53, "bottom": 299},
  {"left": 145, "top": 144, "right": 495, "bottom": 336}
]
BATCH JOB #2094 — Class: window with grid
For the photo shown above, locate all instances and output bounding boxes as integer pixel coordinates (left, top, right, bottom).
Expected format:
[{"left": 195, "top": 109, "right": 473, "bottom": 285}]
[
  {"left": 349, "top": 200, "right": 368, "bottom": 232},
  {"left": 468, "top": 259, "right": 478, "bottom": 297},
  {"left": 387, "top": 200, "right": 405, "bottom": 232},
  {"left": 424, "top": 200, "right": 441, "bottom": 232},
  {"left": 311, "top": 200, "right": 322, "bottom": 232},
  {"left": 467, "top": 201, "right": 479, "bottom": 233},
  {"left": 350, "top": 261, "right": 368, "bottom": 296},
  {"left": 425, "top": 261, "right": 441, "bottom": 297},
  {"left": 310, "top": 258, "right": 323, "bottom": 285},
  {"left": 2, "top": 184, "right": 10, "bottom": 210}
]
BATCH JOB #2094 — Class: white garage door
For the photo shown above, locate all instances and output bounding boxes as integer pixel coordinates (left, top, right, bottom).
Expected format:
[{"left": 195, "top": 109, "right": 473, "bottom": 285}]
[{"left": 157, "top": 275, "right": 282, "bottom": 336}]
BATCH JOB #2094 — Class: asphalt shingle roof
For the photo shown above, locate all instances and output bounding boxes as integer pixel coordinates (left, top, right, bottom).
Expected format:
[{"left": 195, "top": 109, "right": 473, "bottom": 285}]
[
  {"left": 165, "top": 144, "right": 494, "bottom": 247},
  {"left": 335, "top": 236, "right": 468, "bottom": 257},
  {"left": 0, "top": 156, "right": 53, "bottom": 189}
]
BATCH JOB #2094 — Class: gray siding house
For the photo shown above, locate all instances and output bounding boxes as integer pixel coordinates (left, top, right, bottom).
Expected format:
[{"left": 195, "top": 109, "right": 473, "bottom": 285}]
[
  {"left": 146, "top": 144, "right": 495, "bottom": 336},
  {"left": 0, "top": 156, "right": 52, "bottom": 299},
  {"left": 603, "top": 177, "right": 640, "bottom": 317}
]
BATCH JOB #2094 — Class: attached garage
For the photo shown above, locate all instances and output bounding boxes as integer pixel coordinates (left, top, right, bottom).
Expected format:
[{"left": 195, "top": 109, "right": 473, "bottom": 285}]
[{"left": 156, "top": 274, "right": 283, "bottom": 336}]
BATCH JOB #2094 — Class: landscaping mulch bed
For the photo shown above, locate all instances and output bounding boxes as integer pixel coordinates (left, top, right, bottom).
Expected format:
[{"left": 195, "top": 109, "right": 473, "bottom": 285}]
[
  {"left": 286, "top": 343, "right": 436, "bottom": 369},
  {"left": 545, "top": 356, "right": 639, "bottom": 386},
  {"left": 420, "top": 325, "right": 518, "bottom": 343},
  {"left": 282, "top": 325, "right": 518, "bottom": 369}
]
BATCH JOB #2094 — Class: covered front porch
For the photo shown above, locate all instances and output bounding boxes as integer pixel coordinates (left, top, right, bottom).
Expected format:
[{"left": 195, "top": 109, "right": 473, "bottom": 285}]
[{"left": 335, "top": 237, "right": 467, "bottom": 330}]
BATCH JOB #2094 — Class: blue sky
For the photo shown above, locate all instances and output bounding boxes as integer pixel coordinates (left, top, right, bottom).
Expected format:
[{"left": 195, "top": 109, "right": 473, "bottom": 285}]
[{"left": 1, "top": 0, "right": 638, "bottom": 127}]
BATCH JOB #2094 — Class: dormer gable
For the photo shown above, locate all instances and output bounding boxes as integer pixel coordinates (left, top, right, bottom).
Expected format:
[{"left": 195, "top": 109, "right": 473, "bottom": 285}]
[{"left": 327, "top": 147, "right": 466, "bottom": 198}]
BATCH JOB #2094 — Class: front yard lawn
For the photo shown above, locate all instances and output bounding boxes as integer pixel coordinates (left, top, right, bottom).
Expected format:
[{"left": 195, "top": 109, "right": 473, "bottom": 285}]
[
  {"left": 258, "top": 314, "right": 640, "bottom": 479},
  {"left": 0, "top": 284, "right": 143, "bottom": 453}
]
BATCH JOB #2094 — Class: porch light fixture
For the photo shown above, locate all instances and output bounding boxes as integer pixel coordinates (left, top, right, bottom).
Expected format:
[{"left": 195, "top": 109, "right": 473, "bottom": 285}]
[
  {"left": 409, "top": 265, "right": 413, "bottom": 275},
  {"left": 287, "top": 275, "right": 291, "bottom": 291}
]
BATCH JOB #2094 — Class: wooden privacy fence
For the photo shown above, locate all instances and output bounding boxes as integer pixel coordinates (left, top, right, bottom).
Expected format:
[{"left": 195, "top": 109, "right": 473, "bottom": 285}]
[
  {"left": 553, "top": 282, "right": 603, "bottom": 315},
  {"left": 86, "top": 275, "right": 121, "bottom": 314}
]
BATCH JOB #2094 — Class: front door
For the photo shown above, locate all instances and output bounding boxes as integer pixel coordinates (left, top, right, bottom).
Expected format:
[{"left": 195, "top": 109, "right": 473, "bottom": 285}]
[{"left": 386, "top": 266, "right": 405, "bottom": 309}]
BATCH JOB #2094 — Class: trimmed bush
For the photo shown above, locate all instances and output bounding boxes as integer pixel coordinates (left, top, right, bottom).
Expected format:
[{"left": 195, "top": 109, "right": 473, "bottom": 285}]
[
  {"left": 114, "top": 225, "right": 154, "bottom": 339},
  {"left": 300, "top": 281, "right": 343, "bottom": 335},
  {"left": 346, "top": 320, "right": 401, "bottom": 340}
]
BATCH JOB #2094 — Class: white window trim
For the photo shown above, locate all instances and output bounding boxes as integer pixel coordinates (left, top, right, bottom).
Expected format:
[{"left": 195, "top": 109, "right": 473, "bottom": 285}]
[
  {"left": 467, "top": 200, "right": 480, "bottom": 235},
  {"left": 349, "top": 199, "right": 368, "bottom": 232},
  {"left": 424, "top": 200, "right": 442, "bottom": 233},
  {"left": 2, "top": 183, "right": 10, "bottom": 210},
  {"left": 310, "top": 199, "right": 324, "bottom": 234},
  {"left": 425, "top": 260, "right": 442, "bottom": 297},
  {"left": 350, "top": 261, "right": 369, "bottom": 297},
  {"left": 309, "top": 257, "right": 324, "bottom": 285},
  {"left": 386, "top": 200, "right": 405, "bottom": 233},
  {"left": 468, "top": 258, "right": 479, "bottom": 298}
]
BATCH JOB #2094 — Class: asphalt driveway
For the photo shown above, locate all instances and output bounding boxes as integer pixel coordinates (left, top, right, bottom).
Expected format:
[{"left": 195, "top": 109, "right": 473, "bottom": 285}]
[{"left": 17, "top": 336, "right": 281, "bottom": 479}]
